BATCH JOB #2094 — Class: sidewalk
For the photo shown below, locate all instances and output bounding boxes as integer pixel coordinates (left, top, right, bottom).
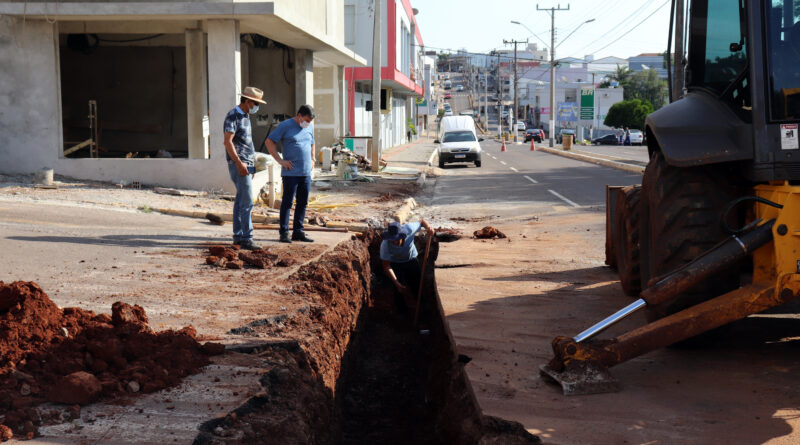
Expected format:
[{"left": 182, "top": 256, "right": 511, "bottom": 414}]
[{"left": 381, "top": 136, "right": 437, "bottom": 170}]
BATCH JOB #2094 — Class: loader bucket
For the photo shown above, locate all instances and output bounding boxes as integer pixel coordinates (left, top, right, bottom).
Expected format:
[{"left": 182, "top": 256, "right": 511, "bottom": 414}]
[{"left": 539, "top": 362, "right": 619, "bottom": 396}]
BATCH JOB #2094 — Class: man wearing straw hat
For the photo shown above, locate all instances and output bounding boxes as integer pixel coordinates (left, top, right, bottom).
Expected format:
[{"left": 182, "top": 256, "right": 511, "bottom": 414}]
[{"left": 223, "top": 86, "right": 266, "bottom": 250}]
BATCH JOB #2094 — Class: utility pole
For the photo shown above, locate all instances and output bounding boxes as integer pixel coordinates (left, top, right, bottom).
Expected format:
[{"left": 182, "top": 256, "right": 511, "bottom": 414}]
[
  {"left": 537, "top": 3, "right": 570, "bottom": 147},
  {"left": 496, "top": 52, "right": 502, "bottom": 137},
  {"left": 673, "top": 0, "right": 685, "bottom": 100},
  {"left": 503, "top": 38, "right": 527, "bottom": 143},
  {"left": 483, "top": 68, "right": 488, "bottom": 131},
  {"left": 371, "top": 0, "right": 381, "bottom": 171}
]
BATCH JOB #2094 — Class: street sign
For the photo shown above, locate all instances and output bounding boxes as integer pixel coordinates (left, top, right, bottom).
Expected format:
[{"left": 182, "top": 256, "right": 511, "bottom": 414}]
[{"left": 580, "top": 88, "right": 594, "bottom": 120}]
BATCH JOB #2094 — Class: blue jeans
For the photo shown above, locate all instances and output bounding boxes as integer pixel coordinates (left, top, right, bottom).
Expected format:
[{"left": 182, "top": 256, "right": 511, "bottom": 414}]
[
  {"left": 227, "top": 163, "right": 255, "bottom": 243},
  {"left": 280, "top": 175, "right": 310, "bottom": 234}
]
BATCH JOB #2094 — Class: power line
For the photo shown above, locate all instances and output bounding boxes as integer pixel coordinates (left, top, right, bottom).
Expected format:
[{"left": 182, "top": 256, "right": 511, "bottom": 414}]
[
  {"left": 580, "top": 0, "right": 670, "bottom": 57},
  {"left": 562, "top": 0, "right": 659, "bottom": 58}
]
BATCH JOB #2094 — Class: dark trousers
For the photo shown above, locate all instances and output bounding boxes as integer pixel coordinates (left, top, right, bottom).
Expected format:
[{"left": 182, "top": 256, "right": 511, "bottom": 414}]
[
  {"left": 392, "top": 257, "right": 421, "bottom": 291},
  {"left": 279, "top": 175, "right": 310, "bottom": 234}
]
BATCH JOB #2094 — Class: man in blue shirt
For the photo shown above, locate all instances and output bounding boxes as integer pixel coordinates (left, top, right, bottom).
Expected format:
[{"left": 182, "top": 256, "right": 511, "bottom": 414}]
[
  {"left": 266, "top": 105, "right": 316, "bottom": 243},
  {"left": 380, "top": 219, "right": 433, "bottom": 308},
  {"left": 223, "top": 86, "right": 265, "bottom": 250}
]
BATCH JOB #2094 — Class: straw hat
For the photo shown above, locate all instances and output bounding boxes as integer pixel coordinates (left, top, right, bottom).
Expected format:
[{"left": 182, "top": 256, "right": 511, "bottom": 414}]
[{"left": 241, "top": 86, "right": 266, "bottom": 104}]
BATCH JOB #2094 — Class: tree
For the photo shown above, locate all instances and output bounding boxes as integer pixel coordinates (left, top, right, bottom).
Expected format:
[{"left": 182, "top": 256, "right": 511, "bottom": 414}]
[
  {"left": 625, "top": 69, "right": 669, "bottom": 110},
  {"left": 604, "top": 99, "right": 654, "bottom": 130},
  {"left": 599, "top": 65, "right": 632, "bottom": 88}
]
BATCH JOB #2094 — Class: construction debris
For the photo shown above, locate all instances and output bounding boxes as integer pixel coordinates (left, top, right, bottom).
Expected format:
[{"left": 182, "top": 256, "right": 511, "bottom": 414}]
[
  {"left": 473, "top": 226, "right": 507, "bottom": 239},
  {"left": 0, "top": 281, "right": 224, "bottom": 439}
]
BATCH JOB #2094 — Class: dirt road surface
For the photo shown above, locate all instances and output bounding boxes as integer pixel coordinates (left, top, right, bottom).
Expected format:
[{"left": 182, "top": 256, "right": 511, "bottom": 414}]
[{"left": 424, "top": 142, "right": 800, "bottom": 445}]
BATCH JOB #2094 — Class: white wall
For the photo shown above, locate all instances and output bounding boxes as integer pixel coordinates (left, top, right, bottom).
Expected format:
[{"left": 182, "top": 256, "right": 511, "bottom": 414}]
[{"left": 345, "top": 0, "right": 388, "bottom": 67}]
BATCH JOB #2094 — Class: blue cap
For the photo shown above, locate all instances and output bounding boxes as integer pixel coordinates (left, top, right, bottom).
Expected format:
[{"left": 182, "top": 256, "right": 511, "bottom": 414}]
[{"left": 382, "top": 222, "right": 409, "bottom": 241}]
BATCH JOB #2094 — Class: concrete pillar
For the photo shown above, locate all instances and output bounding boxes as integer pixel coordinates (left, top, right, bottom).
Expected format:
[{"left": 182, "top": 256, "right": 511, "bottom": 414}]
[
  {"left": 313, "top": 64, "right": 339, "bottom": 148},
  {"left": 294, "top": 48, "right": 314, "bottom": 110},
  {"left": 337, "top": 66, "right": 346, "bottom": 140},
  {"left": 207, "top": 19, "right": 241, "bottom": 161},
  {"left": 185, "top": 29, "right": 209, "bottom": 159}
]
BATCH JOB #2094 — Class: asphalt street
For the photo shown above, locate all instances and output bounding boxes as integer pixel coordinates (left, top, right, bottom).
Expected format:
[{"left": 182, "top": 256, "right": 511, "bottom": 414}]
[{"left": 430, "top": 139, "right": 643, "bottom": 220}]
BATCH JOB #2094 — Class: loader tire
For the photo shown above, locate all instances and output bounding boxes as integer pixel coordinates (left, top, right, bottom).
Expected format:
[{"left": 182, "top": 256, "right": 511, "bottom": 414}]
[
  {"left": 614, "top": 185, "right": 641, "bottom": 296},
  {"left": 641, "top": 152, "right": 741, "bottom": 321}
]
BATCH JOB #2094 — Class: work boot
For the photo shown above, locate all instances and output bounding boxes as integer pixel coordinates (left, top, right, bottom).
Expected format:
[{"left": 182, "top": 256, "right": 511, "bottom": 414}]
[
  {"left": 239, "top": 240, "right": 262, "bottom": 251},
  {"left": 279, "top": 232, "right": 292, "bottom": 244},
  {"left": 291, "top": 231, "right": 314, "bottom": 243}
]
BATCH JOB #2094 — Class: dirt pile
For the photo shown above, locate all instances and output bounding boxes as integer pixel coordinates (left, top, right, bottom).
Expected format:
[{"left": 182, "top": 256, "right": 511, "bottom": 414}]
[
  {"left": 434, "top": 227, "right": 462, "bottom": 243},
  {"left": 206, "top": 245, "right": 317, "bottom": 270},
  {"left": 473, "top": 226, "right": 507, "bottom": 239},
  {"left": 0, "top": 281, "right": 224, "bottom": 440}
]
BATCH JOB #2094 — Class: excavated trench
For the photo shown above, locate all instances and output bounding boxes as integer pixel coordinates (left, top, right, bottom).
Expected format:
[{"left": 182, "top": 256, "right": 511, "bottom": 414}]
[{"left": 196, "top": 234, "right": 540, "bottom": 444}]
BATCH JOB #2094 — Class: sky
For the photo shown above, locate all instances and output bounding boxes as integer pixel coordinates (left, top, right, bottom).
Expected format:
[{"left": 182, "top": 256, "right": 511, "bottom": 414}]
[{"left": 411, "top": 0, "right": 672, "bottom": 60}]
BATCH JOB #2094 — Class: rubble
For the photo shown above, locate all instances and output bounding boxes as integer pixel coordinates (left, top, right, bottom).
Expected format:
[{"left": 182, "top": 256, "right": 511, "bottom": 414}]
[
  {"left": 0, "top": 281, "right": 224, "bottom": 438},
  {"left": 473, "top": 226, "right": 507, "bottom": 239}
]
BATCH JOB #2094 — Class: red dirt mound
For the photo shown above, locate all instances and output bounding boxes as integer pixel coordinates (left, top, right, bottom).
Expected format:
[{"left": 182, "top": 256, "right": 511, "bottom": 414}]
[
  {"left": 0, "top": 281, "right": 224, "bottom": 439},
  {"left": 473, "top": 226, "right": 507, "bottom": 239}
]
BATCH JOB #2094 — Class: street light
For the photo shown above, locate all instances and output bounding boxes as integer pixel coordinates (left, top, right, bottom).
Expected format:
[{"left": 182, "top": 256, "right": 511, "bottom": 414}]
[
  {"left": 512, "top": 18, "right": 594, "bottom": 147},
  {"left": 509, "top": 21, "right": 550, "bottom": 50},
  {"left": 557, "top": 18, "right": 595, "bottom": 49}
]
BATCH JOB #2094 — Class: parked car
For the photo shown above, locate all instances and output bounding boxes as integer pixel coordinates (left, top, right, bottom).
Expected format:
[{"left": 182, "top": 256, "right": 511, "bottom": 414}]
[
  {"left": 516, "top": 121, "right": 526, "bottom": 131},
  {"left": 456, "top": 85, "right": 465, "bottom": 92},
  {"left": 444, "top": 93, "right": 452, "bottom": 99},
  {"left": 525, "top": 129, "right": 545, "bottom": 143},
  {"left": 629, "top": 129, "right": 644, "bottom": 145},
  {"left": 592, "top": 134, "right": 620, "bottom": 145},
  {"left": 444, "top": 109, "right": 453, "bottom": 116}
]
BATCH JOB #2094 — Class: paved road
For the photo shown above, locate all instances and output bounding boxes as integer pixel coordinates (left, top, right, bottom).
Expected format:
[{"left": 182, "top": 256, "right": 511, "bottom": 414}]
[
  {"left": 572, "top": 143, "right": 650, "bottom": 167},
  {"left": 429, "top": 139, "right": 642, "bottom": 221}
]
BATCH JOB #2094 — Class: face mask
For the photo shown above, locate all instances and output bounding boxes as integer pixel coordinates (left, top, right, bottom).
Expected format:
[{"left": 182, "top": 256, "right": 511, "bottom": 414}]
[
  {"left": 249, "top": 105, "right": 259, "bottom": 114},
  {"left": 299, "top": 120, "right": 311, "bottom": 129}
]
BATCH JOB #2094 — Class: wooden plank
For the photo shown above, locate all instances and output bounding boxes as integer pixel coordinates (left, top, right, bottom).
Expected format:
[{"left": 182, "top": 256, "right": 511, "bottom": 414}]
[{"left": 63, "top": 139, "right": 92, "bottom": 156}]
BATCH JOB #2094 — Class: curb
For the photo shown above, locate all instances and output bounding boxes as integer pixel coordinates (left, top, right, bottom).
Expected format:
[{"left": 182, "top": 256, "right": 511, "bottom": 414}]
[
  {"left": 426, "top": 148, "right": 438, "bottom": 167},
  {"left": 536, "top": 146, "right": 645, "bottom": 174}
]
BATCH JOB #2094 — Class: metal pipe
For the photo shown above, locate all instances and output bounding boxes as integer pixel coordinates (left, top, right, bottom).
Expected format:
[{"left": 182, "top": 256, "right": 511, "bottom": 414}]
[
  {"left": 640, "top": 219, "right": 775, "bottom": 307},
  {"left": 574, "top": 298, "right": 646, "bottom": 343}
]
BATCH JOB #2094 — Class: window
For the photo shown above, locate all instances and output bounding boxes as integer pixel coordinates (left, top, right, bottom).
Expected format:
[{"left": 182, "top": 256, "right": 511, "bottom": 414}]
[
  {"left": 344, "top": 5, "right": 355, "bottom": 45},
  {"left": 766, "top": 0, "right": 800, "bottom": 120},
  {"left": 688, "top": 0, "right": 747, "bottom": 94},
  {"left": 443, "top": 131, "right": 476, "bottom": 143}
]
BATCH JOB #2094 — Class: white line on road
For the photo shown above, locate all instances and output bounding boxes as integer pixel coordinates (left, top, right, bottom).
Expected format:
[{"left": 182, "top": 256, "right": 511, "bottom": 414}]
[
  {"left": 548, "top": 189, "right": 580, "bottom": 208},
  {"left": 524, "top": 175, "right": 538, "bottom": 184},
  {"left": 509, "top": 167, "right": 518, "bottom": 172},
  {"left": 500, "top": 160, "right": 507, "bottom": 165}
]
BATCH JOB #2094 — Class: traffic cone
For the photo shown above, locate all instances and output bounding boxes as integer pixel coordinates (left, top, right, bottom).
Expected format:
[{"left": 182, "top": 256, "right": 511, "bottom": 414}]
[
  {"left": 530, "top": 138, "right": 536, "bottom": 151},
  {"left": 501, "top": 139, "right": 507, "bottom": 152}
]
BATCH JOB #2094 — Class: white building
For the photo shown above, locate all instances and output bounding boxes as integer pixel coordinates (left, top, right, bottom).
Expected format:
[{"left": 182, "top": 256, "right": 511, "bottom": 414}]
[{"left": 0, "top": 0, "right": 365, "bottom": 192}]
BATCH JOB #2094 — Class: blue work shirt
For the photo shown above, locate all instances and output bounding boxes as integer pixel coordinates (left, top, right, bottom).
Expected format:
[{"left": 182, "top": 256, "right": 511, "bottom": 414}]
[
  {"left": 268, "top": 118, "right": 315, "bottom": 177},
  {"left": 380, "top": 222, "right": 422, "bottom": 263},
  {"left": 223, "top": 106, "right": 255, "bottom": 166}
]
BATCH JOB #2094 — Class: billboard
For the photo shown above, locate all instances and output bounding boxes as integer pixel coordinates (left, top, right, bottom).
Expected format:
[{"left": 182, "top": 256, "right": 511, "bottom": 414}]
[{"left": 557, "top": 102, "right": 579, "bottom": 122}]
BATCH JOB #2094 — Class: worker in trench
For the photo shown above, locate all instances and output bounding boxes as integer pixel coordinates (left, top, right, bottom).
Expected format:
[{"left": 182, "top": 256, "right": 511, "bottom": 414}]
[{"left": 380, "top": 219, "right": 434, "bottom": 310}]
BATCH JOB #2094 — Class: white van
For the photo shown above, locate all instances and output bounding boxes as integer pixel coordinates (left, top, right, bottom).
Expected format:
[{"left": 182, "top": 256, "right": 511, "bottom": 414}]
[
  {"left": 444, "top": 79, "right": 452, "bottom": 90},
  {"left": 436, "top": 116, "right": 483, "bottom": 168}
]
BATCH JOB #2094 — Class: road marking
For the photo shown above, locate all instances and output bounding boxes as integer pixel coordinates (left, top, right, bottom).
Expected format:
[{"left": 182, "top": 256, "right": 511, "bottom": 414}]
[
  {"left": 509, "top": 167, "right": 518, "bottom": 172},
  {"left": 524, "top": 175, "right": 538, "bottom": 184},
  {"left": 548, "top": 189, "right": 580, "bottom": 208},
  {"left": 500, "top": 160, "right": 507, "bottom": 165}
]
